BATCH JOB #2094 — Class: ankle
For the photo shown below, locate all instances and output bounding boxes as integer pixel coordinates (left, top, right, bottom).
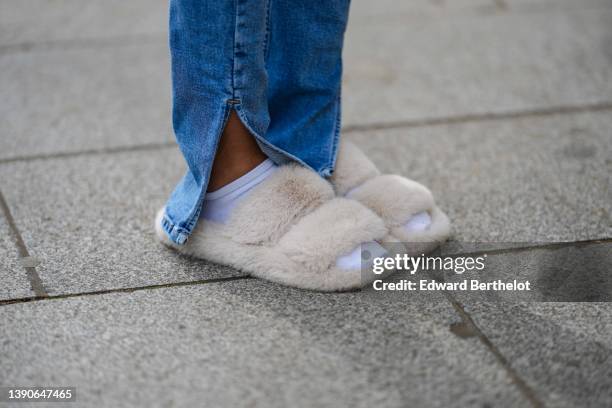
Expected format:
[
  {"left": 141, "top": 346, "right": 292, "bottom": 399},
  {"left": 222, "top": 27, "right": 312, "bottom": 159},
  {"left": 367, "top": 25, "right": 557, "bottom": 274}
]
[
  {"left": 208, "top": 153, "right": 267, "bottom": 192},
  {"left": 201, "top": 159, "right": 277, "bottom": 224},
  {"left": 207, "top": 111, "right": 268, "bottom": 192}
]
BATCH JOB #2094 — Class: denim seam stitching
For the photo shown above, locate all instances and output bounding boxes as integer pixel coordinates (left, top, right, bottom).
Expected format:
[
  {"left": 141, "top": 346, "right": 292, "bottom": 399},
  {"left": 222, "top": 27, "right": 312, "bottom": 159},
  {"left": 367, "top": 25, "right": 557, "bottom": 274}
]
[
  {"left": 231, "top": 0, "right": 238, "bottom": 98},
  {"left": 262, "top": 0, "right": 272, "bottom": 61}
]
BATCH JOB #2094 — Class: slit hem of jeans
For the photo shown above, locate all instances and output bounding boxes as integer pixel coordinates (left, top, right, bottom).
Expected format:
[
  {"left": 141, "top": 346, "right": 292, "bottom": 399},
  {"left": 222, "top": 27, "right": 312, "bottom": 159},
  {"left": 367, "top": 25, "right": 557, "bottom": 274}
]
[
  {"left": 232, "top": 104, "right": 321, "bottom": 175},
  {"left": 168, "top": 104, "right": 232, "bottom": 245}
]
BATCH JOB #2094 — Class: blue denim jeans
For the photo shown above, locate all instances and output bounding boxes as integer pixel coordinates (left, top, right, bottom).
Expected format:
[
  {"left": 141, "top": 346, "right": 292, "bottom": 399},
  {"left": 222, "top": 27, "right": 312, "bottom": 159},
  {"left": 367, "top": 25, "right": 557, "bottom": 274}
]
[{"left": 161, "top": 0, "right": 351, "bottom": 245}]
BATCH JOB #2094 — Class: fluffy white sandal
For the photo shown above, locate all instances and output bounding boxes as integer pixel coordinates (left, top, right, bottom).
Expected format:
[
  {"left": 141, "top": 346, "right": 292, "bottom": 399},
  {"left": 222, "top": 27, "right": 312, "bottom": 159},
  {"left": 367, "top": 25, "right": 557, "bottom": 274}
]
[
  {"left": 331, "top": 140, "right": 451, "bottom": 252},
  {"left": 157, "top": 164, "right": 396, "bottom": 291}
]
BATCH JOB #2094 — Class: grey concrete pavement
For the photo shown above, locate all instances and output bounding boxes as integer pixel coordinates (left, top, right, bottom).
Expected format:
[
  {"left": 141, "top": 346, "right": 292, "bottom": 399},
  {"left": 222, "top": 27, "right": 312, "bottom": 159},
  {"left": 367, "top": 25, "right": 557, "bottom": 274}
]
[
  {"left": 435, "top": 242, "right": 612, "bottom": 407},
  {"left": 0, "top": 279, "right": 528, "bottom": 408},
  {"left": 348, "top": 110, "right": 612, "bottom": 243},
  {"left": 458, "top": 302, "right": 612, "bottom": 408},
  {"left": 0, "top": 0, "right": 166, "bottom": 47},
  {"left": 0, "top": 149, "right": 242, "bottom": 296},
  {"left": 1, "top": 0, "right": 611, "bottom": 407},
  {"left": 344, "top": 4, "right": 612, "bottom": 125},
  {"left": 0, "top": 213, "right": 34, "bottom": 300},
  {"left": 0, "top": 44, "right": 172, "bottom": 161},
  {"left": 440, "top": 241, "right": 612, "bottom": 303}
]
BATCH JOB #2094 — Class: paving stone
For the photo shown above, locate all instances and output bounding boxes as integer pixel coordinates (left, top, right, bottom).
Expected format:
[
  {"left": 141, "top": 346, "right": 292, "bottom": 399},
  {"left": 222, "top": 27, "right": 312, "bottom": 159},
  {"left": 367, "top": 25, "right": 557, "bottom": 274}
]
[
  {"left": 369, "top": 241, "right": 611, "bottom": 304},
  {"left": 524, "top": 302, "right": 612, "bottom": 347},
  {"left": 456, "top": 301, "right": 612, "bottom": 408},
  {"left": 347, "top": 110, "right": 612, "bottom": 242},
  {"left": 0, "top": 43, "right": 173, "bottom": 161},
  {"left": 402, "top": 241, "right": 612, "bottom": 407},
  {"left": 0, "top": 0, "right": 166, "bottom": 47},
  {"left": 0, "top": 213, "right": 34, "bottom": 300},
  {"left": 349, "top": 0, "right": 612, "bottom": 23},
  {"left": 342, "top": 6, "right": 612, "bottom": 126},
  {"left": 350, "top": 0, "right": 501, "bottom": 23},
  {"left": 0, "top": 149, "right": 242, "bottom": 296},
  {"left": 437, "top": 241, "right": 612, "bottom": 303},
  {"left": 0, "top": 278, "right": 528, "bottom": 407},
  {"left": 505, "top": 0, "right": 612, "bottom": 13},
  {"left": 360, "top": 241, "right": 611, "bottom": 408}
]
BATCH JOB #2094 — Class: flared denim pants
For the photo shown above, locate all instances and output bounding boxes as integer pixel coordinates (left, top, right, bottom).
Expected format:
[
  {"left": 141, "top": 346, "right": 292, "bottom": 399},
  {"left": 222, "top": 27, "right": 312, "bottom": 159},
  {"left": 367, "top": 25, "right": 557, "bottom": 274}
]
[{"left": 161, "top": 0, "right": 351, "bottom": 245}]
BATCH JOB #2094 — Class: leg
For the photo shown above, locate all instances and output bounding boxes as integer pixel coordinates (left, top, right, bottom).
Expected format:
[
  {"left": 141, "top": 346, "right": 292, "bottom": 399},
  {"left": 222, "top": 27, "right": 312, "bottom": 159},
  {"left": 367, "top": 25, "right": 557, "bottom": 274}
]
[
  {"left": 207, "top": 112, "right": 267, "bottom": 192},
  {"left": 158, "top": 0, "right": 394, "bottom": 290},
  {"left": 162, "top": 0, "right": 271, "bottom": 244},
  {"left": 265, "top": 0, "right": 351, "bottom": 176}
]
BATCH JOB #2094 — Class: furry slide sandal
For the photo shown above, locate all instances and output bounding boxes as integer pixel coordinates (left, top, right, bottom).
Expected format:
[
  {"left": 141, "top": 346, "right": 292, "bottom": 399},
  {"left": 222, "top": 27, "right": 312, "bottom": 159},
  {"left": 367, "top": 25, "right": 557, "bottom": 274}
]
[
  {"left": 331, "top": 140, "right": 451, "bottom": 253},
  {"left": 157, "top": 164, "right": 399, "bottom": 291}
]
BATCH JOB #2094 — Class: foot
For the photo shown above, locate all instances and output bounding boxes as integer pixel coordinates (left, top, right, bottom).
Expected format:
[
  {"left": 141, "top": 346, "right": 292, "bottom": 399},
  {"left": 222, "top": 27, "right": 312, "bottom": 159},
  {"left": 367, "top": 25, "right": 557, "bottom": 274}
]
[
  {"left": 201, "top": 158, "right": 388, "bottom": 272},
  {"left": 157, "top": 163, "right": 394, "bottom": 291},
  {"left": 331, "top": 140, "right": 451, "bottom": 251}
]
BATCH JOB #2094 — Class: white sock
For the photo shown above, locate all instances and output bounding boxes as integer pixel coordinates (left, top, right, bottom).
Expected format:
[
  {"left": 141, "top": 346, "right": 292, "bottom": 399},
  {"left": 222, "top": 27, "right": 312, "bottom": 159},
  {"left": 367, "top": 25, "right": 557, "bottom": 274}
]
[
  {"left": 335, "top": 241, "right": 388, "bottom": 271},
  {"left": 201, "top": 159, "right": 277, "bottom": 224},
  {"left": 403, "top": 211, "right": 432, "bottom": 233},
  {"left": 201, "top": 159, "right": 381, "bottom": 271}
]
